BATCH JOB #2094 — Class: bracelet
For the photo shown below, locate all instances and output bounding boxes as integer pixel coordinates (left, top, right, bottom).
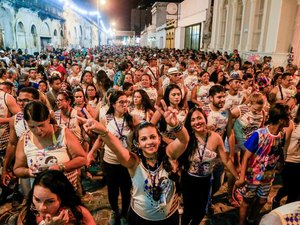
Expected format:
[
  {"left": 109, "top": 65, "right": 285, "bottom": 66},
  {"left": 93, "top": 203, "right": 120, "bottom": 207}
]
[
  {"left": 99, "top": 128, "right": 109, "bottom": 137},
  {"left": 170, "top": 122, "right": 183, "bottom": 133},
  {"left": 58, "top": 163, "right": 66, "bottom": 172}
]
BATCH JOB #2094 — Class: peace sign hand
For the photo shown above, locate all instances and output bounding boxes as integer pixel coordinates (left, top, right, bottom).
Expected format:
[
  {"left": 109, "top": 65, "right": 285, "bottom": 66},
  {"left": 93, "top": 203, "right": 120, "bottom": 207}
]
[{"left": 155, "top": 100, "right": 179, "bottom": 127}]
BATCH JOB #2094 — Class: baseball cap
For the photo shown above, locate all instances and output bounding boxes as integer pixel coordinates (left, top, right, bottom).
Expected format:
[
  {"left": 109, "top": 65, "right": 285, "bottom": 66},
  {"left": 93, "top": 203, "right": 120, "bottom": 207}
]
[
  {"left": 228, "top": 73, "right": 242, "bottom": 82},
  {"left": 0, "top": 50, "right": 4, "bottom": 54}
]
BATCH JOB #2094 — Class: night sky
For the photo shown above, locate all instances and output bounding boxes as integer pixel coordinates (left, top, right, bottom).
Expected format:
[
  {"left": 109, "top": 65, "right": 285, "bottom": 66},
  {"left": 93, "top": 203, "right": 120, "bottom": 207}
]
[{"left": 73, "top": 0, "right": 140, "bottom": 30}]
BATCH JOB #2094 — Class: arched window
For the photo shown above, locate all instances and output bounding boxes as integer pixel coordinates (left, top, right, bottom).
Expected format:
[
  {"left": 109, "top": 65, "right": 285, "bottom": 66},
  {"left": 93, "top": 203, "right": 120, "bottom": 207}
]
[
  {"left": 31, "top": 25, "right": 37, "bottom": 47},
  {"left": 54, "top": 29, "right": 57, "bottom": 36},
  {"left": 17, "top": 22, "right": 25, "bottom": 33}
]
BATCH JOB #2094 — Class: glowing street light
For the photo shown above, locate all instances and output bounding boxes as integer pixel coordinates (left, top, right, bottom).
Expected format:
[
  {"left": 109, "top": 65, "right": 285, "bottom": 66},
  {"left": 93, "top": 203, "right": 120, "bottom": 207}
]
[{"left": 100, "top": 0, "right": 106, "bottom": 6}]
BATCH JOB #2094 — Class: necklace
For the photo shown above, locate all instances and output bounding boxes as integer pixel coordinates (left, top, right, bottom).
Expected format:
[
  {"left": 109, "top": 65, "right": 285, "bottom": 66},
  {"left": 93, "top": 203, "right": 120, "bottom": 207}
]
[
  {"left": 144, "top": 159, "right": 161, "bottom": 201},
  {"left": 60, "top": 108, "right": 72, "bottom": 128},
  {"left": 196, "top": 132, "right": 209, "bottom": 162}
]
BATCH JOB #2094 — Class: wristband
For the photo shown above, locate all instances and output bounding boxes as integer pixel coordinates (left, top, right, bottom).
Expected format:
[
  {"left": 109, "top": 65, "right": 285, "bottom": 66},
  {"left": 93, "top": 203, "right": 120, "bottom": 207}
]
[
  {"left": 170, "top": 122, "right": 183, "bottom": 133},
  {"left": 99, "top": 128, "right": 109, "bottom": 137},
  {"left": 58, "top": 163, "right": 66, "bottom": 172}
]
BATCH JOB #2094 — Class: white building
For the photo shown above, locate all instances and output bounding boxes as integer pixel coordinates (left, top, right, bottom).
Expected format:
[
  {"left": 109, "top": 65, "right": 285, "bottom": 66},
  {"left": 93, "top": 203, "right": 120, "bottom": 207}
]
[
  {"left": 210, "top": 0, "right": 300, "bottom": 67},
  {"left": 175, "top": 0, "right": 210, "bottom": 50},
  {"left": 0, "top": 0, "right": 106, "bottom": 53}
]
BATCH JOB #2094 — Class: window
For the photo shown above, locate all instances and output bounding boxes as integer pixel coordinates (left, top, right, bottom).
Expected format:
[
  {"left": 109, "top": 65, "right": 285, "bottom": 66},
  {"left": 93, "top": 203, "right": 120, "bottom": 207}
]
[{"left": 184, "top": 24, "right": 201, "bottom": 50}]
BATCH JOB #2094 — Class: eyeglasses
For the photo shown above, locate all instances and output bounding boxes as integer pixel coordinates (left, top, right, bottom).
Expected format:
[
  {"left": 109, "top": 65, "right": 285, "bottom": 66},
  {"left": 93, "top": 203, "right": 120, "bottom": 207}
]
[
  {"left": 116, "top": 100, "right": 128, "bottom": 105},
  {"left": 55, "top": 99, "right": 66, "bottom": 103},
  {"left": 17, "top": 98, "right": 31, "bottom": 103}
]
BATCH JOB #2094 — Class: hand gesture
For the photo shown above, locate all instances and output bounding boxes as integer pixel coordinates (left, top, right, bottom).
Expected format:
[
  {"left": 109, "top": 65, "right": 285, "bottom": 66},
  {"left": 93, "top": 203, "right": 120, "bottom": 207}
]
[
  {"left": 77, "top": 108, "right": 106, "bottom": 134},
  {"left": 234, "top": 177, "right": 245, "bottom": 188},
  {"left": 155, "top": 100, "right": 179, "bottom": 127},
  {"left": 44, "top": 208, "right": 69, "bottom": 225}
]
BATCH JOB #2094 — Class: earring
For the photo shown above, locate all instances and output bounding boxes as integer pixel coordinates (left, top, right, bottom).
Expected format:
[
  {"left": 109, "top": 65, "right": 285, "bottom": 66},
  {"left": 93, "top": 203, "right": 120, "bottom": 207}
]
[{"left": 30, "top": 203, "right": 40, "bottom": 216}]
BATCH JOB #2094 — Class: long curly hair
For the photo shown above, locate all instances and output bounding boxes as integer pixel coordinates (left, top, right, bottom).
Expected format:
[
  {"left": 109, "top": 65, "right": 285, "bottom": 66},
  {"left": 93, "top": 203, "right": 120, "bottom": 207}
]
[{"left": 23, "top": 170, "right": 84, "bottom": 225}]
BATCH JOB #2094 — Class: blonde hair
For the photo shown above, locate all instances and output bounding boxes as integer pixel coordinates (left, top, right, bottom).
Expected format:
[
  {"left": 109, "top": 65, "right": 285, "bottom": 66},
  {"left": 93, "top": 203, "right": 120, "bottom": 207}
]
[{"left": 249, "top": 92, "right": 264, "bottom": 105}]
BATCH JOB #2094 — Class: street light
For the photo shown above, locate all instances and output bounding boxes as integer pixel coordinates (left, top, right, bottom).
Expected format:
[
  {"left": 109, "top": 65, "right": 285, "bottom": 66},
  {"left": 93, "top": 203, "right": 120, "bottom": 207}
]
[{"left": 96, "top": 0, "right": 106, "bottom": 46}]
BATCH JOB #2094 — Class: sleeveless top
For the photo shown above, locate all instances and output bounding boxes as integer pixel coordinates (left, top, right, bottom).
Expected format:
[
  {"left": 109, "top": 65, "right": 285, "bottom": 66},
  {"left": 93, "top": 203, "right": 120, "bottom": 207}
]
[
  {"left": 54, "top": 109, "right": 82, "bottom": 141},
  {"left": 187, "top": 140, "right": 217, "bottom": 177},
  {"left": 203, "top": 105, "right": 229, "bottom": 139},
  {"left": 103, "top": 114, "right": 132, "bottom": 164},
  {"left": 23, "top": 126, "right": 78, "bottom": 189},
  {"left": 233, "top": 104, "right": 264, "bottom": 146},
  {"left": 131, "top": 162, "right": 178, "bottom": 221},
  {"left": 129, "top": 106, "right": 147, "bottom": 122},
  {"left": 142, "top": 87, "right": 158, "bottom": 105},
  {"left": 0, "top": 91, "right": 10, "bottom": 148},
  {"left": 286, "top": 123, "right": 300, "bottom": 163},
  {"left": 14, "top": 112, "right": 28, "bottom": 138},
  {"left": 276, "top": 85, "right": 296, "bottom": 101},
  {"left": 224, "top": 91, "right": 244, "bottom": 110},
  {"left": 196, "top": 83, "right": 213, "bottom": 107}
]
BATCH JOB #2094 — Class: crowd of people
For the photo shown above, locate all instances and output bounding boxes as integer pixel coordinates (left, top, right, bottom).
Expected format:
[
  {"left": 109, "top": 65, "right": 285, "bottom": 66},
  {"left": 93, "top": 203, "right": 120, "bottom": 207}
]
[{"left": 0, "top": 45, "right": 300, "bottom": 225}]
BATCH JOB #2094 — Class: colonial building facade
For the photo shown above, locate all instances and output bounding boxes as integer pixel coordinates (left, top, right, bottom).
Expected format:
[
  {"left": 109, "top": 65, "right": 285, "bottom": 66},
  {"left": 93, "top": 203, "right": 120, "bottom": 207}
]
[{"left": 0, "top": 0, "right": 103, "bottom": 53}]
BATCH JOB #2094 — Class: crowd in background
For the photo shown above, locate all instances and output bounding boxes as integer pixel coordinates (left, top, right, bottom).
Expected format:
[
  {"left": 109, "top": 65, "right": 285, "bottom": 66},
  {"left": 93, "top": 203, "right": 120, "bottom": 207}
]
[{"left": 0, "top": 45, "right": 299, "bottom": 225}]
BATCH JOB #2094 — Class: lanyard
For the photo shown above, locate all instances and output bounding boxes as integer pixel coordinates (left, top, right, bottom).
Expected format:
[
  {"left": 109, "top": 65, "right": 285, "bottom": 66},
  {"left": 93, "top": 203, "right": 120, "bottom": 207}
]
[
  {"left": 197, "top": 132, "right": 209, "bottom": 162},
  {"left": 113, "top": 115, "right": 125, "bottom": 138}
]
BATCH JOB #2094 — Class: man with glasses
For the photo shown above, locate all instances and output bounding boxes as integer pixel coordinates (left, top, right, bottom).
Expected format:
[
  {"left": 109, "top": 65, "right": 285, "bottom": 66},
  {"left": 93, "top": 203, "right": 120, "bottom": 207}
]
[{"left": 1, "top": 87, "right": 39, "bottom": 206}]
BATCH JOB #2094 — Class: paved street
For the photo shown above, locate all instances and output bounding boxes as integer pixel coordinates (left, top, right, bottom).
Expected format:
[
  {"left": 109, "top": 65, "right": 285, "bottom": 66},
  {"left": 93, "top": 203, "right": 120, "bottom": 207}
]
[{"left": 0, "top": 174, "right": 283, "bottom": 225}]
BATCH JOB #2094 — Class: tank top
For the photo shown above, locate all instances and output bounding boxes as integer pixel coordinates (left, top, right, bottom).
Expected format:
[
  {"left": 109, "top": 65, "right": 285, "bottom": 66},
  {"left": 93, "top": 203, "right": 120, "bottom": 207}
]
[
  {"left": 14, "top": 112, "right": 28, "bottom": 138},
  {"left": 54, "top": 109, "right": 82, "bottom": 141},
  {"left": 187, "top": 140, "right": 217, "bottom": 177},
  {"left": 142, "top": 87, "right": 158, "bottom": 105},
  {"left": 196, "top": 83, "right": 212, "bottom": 107},
  {"left": 23, "top": 126, "right": 78, "bottom": 189},
  {"left": 129, "top": 106, "right": 146, "bottom": 122},
  {"left": 204, "top": 105, "right": 229, "bottom": 139},
  {"left": 224, "top": 91, "right": 244, "bottom": 110},
  {"left": 286, "top": 123, "right": 300, "bottom": 163},
  {"left": 276, "top": 85, "right": 296, "bottom": 101},
  {"left": 103, "top": 114, "right": 132, "bottom": 164},
  {"left": 0, "top": 91, "right": 10, "bottom": 147},
  {"left": 131, "top": 162, "right": 178, "bottom": 221}
]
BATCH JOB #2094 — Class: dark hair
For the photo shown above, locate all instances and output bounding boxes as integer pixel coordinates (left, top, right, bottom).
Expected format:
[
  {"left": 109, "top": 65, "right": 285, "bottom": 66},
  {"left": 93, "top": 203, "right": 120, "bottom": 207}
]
[
  {"left": 23, "top": 170, "right": 84, "bottom": 225},
  {"left": 281, "top": 72, "right": 292, "bottom": 80},
  {"left": 209, "top": 71, "right": 227, "bottom": 86},
  {"left": 72, "top": 87, "right": 86, "bottom": 104},
  {"left": 163, "top": 84, "right": 184, "bottom": 108},
  {"left": 57, "top": 90, "right": 73, "bottom": 105},
  {"left": 179, "top": 107, "right": 207, "bottom": 170},
  {"left": 118, "top": 61, "right": 129, "bottom": 71},
  {"left": 242, "top": 73, "right": 253, "bottom": 81},
  {"left": 267, "top": 103, "right": 290, "bottom": 125},
  {"left": 38, "top": 80, "right": 48, "bottom": 88},
  {"left": 24, "top": 101, "right": 49, "bottom": 122},
  {"left": 19, "top": 87, "right": 40, "bottom": 100},
  {"left": 133, "top": 89, "right": 155, "bottom": 112},
  {"left": 0, "top": 81, "right": 13, "bottom": 90},
  {"left": 209, "top": 84, "right": 225, "bottom": 97},
  {"left": 80, "top": 70, "right": 93, "bottom": 84},
  {"left": 106, "top": 90, "right": 134, "bottom": 130},
  {"left": 49, "top": 74, "right": 62, "bottom": 85},
  {"left": 133, "top": 122, "right": 177, "bottom": 181},
  {"left": 85, "top": 83, "right": 100, "bottom": 103}
]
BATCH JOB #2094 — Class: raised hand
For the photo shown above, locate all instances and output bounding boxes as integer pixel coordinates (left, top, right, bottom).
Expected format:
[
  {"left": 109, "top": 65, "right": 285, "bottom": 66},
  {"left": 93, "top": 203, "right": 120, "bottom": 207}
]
[
  {"left": 155, "top": 100, "right": 179, "bottom": 127},
  {"left": 77, "top": 108, "right": 106, "bottom": 134}
]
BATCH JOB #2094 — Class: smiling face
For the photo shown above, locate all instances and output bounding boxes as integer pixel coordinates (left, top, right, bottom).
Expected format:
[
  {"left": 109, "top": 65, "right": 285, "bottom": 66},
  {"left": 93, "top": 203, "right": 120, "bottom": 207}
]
[
  {"left": 33, "top": 185, "right": 61, "bottom": 218},
  {"left": 137, "top": 126, "right": 161, "bottom": 157},
  {"left": 190, "top": 110, "right": 207, "bottom": 133},
  {"left": 141, "top": 75, "right": 151, "bottom": 88}
]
